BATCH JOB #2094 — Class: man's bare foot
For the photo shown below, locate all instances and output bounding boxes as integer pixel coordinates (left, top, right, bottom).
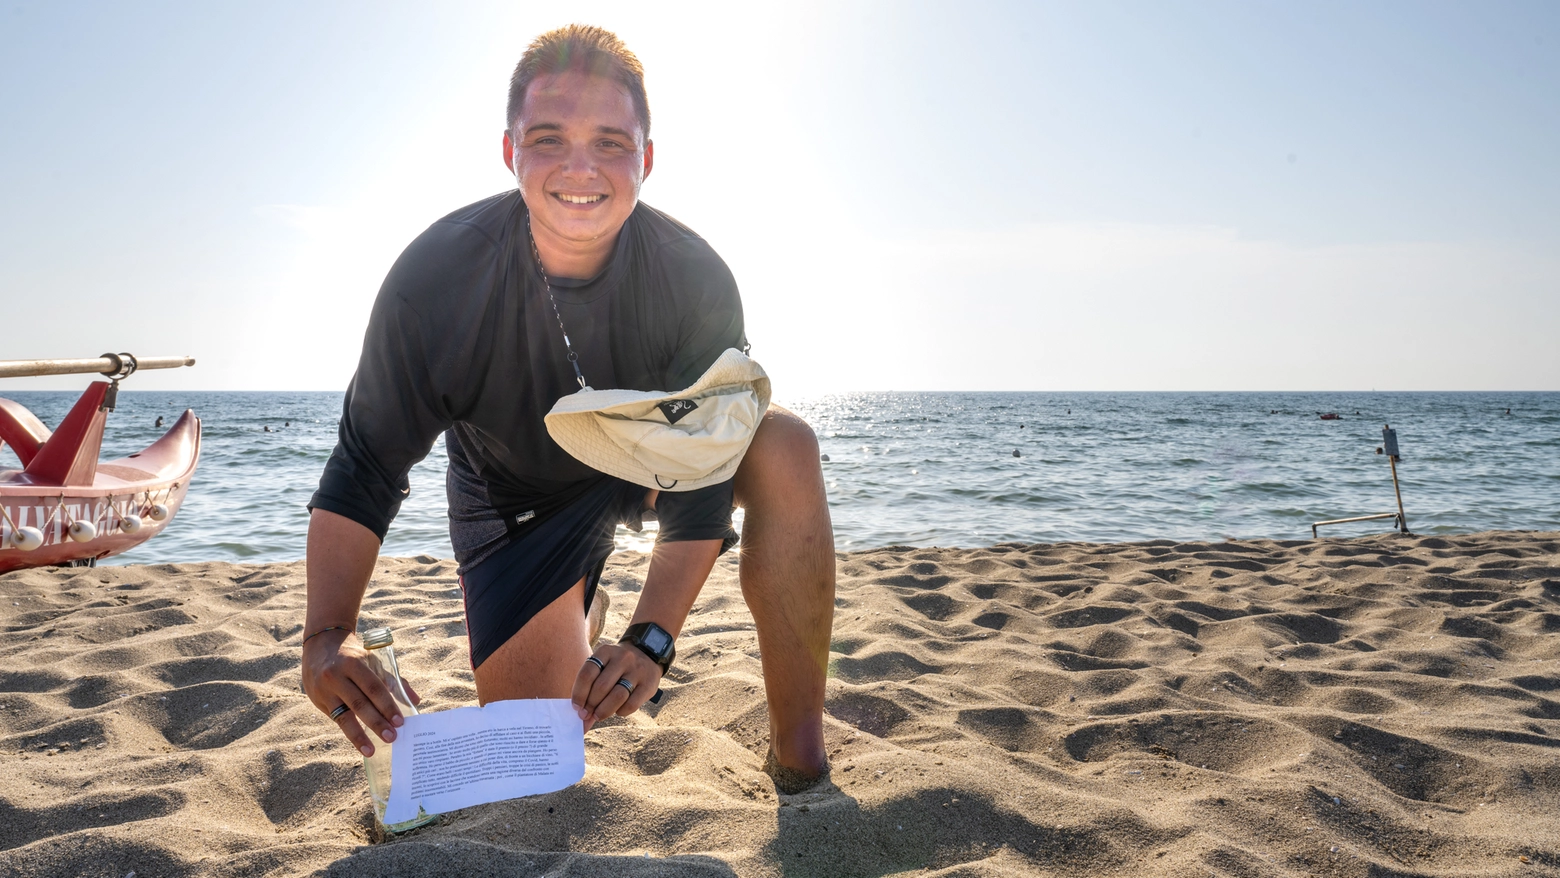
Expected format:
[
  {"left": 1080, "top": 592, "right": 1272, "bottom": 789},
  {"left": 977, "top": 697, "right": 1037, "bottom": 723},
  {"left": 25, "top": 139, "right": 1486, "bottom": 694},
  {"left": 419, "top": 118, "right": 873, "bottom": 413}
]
[
  {"left": 763, "top": 749, "right": 829, "bottom": 795},
  {"left": 587, "top": 587, "right": 611, "bottom": 646}
]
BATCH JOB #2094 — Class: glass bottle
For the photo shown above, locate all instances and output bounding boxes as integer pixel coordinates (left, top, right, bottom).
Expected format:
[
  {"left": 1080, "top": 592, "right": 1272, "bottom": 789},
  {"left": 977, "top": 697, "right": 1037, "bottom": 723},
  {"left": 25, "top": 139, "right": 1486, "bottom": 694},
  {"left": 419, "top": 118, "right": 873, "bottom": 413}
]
[{"left": 360, "top": 626, "right": 438, "bottom": 832}]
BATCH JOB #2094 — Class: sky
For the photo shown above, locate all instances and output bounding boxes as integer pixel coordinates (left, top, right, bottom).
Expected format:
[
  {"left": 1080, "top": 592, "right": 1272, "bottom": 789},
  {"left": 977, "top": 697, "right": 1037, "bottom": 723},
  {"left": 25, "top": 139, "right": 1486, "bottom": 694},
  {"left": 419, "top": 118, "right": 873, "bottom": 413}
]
[{"left": 1, "top": 0, "right": 1556, "bottom": 393}]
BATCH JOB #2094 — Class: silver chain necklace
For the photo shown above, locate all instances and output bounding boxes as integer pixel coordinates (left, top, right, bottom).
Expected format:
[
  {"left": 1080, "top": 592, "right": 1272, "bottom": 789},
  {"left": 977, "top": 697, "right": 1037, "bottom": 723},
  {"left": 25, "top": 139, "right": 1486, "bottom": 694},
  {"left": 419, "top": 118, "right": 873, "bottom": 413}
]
[{"left": 527, "top": 213, "right": 591, "bottom": 391}]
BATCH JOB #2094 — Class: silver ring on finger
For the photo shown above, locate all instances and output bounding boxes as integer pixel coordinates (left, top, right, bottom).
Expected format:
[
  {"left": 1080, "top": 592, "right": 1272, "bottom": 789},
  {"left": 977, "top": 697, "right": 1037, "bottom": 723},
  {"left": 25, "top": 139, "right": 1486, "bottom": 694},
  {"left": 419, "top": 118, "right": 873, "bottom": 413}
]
[
  {"left": 616, "top": 678, "right": 635, "bottom": 694},
  {"left": 585, "top": 656, "right": 605, "bottom": 672},
  {"left": 330, "top": 704, "right": 350, "bottom": 720}
]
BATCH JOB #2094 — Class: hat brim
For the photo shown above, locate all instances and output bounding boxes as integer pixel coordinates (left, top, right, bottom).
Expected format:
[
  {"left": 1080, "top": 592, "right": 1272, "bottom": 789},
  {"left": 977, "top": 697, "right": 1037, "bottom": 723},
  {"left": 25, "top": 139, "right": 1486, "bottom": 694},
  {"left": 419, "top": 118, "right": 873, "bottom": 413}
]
[{"left": 545, "top": 349, "right": 772, "bottom": 491}]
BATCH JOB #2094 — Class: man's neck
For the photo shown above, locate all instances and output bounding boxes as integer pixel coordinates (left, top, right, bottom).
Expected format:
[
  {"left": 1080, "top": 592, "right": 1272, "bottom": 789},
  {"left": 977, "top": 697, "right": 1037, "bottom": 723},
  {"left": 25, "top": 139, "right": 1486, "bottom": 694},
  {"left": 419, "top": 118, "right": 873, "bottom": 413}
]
[{"left": 530, "top": 225, "right": 620, "bottom": 280}]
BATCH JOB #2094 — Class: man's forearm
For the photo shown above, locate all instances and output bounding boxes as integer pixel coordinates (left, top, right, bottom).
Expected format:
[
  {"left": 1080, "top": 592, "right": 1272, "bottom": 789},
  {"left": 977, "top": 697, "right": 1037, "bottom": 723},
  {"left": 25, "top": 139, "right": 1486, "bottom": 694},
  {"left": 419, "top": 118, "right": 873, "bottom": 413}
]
[
  {"left": 303, "top": 507, "right": 409, "bottom": 755},
  {"left": 305, "top": 508, "right": 382, "bottom": 635},
  {"left": 630, "top": 538, "right": 721, "bottom": 639}
]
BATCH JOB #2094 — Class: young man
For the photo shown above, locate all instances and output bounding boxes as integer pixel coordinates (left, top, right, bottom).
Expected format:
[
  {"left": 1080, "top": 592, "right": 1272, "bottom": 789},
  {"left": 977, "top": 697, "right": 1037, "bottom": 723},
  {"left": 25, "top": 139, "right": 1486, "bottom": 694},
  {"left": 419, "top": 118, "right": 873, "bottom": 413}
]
[{"left": 299, "top": 25, "right": 834, "bottom": 791}]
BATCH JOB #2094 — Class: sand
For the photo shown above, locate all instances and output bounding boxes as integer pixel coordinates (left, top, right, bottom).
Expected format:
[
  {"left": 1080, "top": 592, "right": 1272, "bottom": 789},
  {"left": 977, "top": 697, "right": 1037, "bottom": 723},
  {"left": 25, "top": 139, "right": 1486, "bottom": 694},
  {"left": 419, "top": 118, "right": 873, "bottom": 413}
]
[{"left": 3, "top": 531, "right": 1558, "bottom": 877}]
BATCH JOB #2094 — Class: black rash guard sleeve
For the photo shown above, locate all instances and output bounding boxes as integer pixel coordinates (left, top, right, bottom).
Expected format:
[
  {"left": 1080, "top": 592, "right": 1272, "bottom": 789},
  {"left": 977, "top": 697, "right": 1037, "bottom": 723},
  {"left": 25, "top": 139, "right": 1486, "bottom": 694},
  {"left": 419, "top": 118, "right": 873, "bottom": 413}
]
[
  {"left": 649, "top": 236, "right": 749, "bottom": 546},
  {"left": 308, "top": 223, "right": 489, "bottom": 540},
  {"left": 654, "top": 480, "right": 738, "bottom": 546}
]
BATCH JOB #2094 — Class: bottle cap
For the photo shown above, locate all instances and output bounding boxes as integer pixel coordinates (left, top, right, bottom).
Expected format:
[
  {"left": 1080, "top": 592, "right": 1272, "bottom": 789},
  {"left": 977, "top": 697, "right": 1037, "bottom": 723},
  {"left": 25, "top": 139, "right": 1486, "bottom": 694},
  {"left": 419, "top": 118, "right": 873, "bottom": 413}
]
[{"left": 362, "top": 627, "right": 394, "bottom": 649}]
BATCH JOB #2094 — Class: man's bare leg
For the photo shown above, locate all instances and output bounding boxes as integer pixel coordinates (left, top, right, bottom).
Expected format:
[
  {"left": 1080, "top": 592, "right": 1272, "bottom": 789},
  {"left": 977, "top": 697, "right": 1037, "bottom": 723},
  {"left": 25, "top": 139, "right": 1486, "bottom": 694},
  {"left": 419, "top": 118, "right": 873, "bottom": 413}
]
[
  {"left": 474, "top": 578, "right": 591, "bottom": 704},
  {"left": 734, "top": 406, "right": 836, "bottom": 788}
]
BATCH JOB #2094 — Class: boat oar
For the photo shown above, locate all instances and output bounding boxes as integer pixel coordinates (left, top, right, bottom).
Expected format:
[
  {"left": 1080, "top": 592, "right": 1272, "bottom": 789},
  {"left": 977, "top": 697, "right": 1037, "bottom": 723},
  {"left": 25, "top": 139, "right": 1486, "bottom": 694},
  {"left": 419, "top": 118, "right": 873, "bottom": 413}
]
[{"left": 0, "top": 354, "right": 195, "bottom": 379}]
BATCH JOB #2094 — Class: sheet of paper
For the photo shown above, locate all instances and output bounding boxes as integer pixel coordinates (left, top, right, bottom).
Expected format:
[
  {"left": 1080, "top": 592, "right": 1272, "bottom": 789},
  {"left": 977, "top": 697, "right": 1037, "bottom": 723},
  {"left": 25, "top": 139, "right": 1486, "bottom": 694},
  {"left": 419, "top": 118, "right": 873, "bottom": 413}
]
[{"left": 383, "top": 698, "right": 584, "bottom": 825}]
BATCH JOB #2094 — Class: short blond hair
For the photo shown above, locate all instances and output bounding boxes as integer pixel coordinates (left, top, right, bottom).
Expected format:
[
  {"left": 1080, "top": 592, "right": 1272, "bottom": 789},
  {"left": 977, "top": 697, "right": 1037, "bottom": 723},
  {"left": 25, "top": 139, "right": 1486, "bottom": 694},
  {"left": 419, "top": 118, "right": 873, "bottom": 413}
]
[{"left": 506, "top": 24, "right": 650, "bottom": 138}]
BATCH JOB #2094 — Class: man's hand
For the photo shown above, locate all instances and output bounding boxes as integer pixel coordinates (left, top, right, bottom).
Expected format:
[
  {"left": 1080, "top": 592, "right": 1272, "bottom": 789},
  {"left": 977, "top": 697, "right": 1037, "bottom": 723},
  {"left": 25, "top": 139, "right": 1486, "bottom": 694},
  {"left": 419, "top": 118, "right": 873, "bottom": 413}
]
[
  {"left": 566, "top": 536, "right": 722, "bottom": 729},
  {"left": 570, "top": 641, "right": 663, "bottom": 730},
  {"left": 302, "top": 628, "right": 421, "bottom": 756}
]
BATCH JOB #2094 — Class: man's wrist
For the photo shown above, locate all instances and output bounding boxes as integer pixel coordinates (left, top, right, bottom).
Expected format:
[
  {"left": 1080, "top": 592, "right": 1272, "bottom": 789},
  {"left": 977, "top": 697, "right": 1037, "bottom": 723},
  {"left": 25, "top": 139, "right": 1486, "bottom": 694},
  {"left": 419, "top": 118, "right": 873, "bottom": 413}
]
[
  {"left": 302, "top": 625, "right": 355, "bottom": 648},
  {"left": 619, "top": 621, "right": 676, "bottom": 675}
]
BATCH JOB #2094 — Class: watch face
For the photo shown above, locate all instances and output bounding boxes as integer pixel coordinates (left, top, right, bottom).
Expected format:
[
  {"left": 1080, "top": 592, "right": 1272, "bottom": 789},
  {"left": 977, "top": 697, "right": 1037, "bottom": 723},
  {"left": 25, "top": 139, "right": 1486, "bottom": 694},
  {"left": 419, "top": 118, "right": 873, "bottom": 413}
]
[{"left": 643, "top": 626, "right": 672, "bottom": 654}]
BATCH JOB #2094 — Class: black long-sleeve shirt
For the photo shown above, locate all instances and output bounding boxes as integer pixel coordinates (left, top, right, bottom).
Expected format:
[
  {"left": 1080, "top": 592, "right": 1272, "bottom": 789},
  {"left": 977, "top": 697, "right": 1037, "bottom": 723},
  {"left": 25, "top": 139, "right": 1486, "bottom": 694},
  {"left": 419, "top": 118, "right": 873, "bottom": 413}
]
[{"left": 309, "top": 191, "right": 747, "bottom": 570}]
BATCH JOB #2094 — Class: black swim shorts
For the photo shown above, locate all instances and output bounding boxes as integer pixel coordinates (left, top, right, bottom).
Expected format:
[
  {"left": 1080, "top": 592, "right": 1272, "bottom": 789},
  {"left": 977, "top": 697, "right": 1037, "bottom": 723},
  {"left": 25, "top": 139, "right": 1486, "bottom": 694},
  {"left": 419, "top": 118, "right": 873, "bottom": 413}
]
[{"left": 459, "top": 478, "right": 645, "bottom": 669}]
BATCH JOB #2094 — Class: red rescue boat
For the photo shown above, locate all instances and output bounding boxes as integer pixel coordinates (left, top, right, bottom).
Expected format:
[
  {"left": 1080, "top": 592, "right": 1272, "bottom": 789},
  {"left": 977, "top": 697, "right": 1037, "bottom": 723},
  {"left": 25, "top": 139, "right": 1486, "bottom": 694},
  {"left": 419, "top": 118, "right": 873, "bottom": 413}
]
[{"left": 0, "top": 354, "right": 200, "bottom": 573}]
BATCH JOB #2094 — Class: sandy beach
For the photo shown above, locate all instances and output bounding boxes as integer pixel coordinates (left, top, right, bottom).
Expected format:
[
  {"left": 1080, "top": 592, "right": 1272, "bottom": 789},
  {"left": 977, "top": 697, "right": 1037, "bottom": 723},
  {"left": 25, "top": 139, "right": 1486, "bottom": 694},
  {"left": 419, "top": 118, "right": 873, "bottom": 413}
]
[{"left": 2, "top": 530, "right": 1558, "bottom": 877}]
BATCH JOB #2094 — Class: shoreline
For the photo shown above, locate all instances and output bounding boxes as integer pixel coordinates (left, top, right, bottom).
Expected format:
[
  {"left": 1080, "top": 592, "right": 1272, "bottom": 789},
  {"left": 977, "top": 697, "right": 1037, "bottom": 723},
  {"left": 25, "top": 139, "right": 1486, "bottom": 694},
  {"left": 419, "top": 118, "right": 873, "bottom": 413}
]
[{"left": 3, "top": 530, "right": 1558, "bottom": 876}]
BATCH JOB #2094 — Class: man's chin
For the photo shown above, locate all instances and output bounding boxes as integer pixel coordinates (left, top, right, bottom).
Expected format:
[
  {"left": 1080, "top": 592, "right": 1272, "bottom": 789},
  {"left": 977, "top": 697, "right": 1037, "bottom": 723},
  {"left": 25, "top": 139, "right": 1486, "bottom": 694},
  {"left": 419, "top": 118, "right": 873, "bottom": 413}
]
[{"left": 537, "top": 214, "right": 631, "bottom": 245}]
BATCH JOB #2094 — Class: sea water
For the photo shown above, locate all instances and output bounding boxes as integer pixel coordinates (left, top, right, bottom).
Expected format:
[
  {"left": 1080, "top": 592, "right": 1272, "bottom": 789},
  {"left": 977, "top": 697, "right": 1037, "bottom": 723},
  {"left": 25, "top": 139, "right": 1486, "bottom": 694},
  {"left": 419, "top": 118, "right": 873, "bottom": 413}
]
[{"left": 0, "top": 390, "right": 1554, "bottom": 564}]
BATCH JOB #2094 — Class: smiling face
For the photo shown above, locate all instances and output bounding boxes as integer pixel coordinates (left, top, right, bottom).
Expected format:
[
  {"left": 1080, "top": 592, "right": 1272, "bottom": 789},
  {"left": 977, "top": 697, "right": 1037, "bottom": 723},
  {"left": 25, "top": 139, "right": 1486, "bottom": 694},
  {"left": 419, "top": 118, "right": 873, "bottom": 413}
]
[{"left": 503, "top": 68, "right": 653, "bottom": 277}]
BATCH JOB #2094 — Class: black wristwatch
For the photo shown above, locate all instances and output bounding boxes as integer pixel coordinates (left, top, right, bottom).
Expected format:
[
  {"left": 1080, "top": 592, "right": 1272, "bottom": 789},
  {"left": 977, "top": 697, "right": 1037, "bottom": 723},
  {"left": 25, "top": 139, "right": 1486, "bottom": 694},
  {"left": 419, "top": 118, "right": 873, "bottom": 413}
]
[{"left": 620, "top": 621, "right": 676, "bottom": 676}]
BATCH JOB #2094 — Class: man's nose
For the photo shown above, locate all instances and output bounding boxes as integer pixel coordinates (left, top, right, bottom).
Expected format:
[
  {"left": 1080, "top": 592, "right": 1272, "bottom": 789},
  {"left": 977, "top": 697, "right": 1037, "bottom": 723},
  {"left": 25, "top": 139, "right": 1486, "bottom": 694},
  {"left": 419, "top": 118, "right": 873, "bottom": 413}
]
[{"left": 560, "top": 144, "right": 597, "bottom": 179}]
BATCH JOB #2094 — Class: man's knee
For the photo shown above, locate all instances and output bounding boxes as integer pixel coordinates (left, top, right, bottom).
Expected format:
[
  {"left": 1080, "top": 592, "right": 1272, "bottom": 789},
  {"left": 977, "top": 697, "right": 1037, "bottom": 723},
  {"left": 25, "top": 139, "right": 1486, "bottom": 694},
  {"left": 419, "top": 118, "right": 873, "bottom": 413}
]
[{"left": 736, "top": 406, "right": 821, "bottom": 501}]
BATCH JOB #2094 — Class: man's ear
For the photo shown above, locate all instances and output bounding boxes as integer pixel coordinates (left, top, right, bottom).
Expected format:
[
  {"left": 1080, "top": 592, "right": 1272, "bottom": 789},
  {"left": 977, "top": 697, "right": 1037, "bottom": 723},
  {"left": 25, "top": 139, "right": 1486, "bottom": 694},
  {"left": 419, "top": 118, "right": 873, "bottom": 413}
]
[
  {"left": 642, "top": 140, "right": 654, "bottom": 180},
  {"left": 502, "top": 129, "right": 517, "bottom": 175}
]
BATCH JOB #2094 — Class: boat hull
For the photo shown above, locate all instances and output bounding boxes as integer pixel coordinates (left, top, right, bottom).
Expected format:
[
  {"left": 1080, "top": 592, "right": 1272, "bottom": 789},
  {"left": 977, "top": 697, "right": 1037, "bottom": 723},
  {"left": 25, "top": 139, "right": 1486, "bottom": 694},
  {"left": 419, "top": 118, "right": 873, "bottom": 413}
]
[{"left": 0, "top": 409, "right": 200, "bottom": 573}]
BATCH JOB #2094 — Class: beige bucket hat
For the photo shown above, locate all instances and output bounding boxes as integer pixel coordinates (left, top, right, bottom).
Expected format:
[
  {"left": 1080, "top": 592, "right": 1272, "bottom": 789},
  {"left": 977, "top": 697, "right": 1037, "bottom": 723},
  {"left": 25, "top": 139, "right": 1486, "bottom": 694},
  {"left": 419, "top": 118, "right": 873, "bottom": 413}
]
[{"left": 544, "top": 348, "right": 771, "bottom": 491}]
